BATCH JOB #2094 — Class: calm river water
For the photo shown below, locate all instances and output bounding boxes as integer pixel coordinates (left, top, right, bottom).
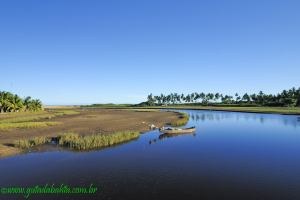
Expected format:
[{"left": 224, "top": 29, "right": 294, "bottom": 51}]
[{"left": 1, "top": 110, "right": 300, "bottom": 200}]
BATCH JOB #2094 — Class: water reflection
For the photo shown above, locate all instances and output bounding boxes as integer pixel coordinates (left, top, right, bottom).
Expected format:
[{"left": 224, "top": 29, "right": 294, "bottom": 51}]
[
  {"left": 1, "top": 110, "right": 300, "bottom": 200},
  {"left": 185, "top": 110, "right": 300, "bottom": 127},
  {"left": 149, "top": 133, "right": 196, "bottom": 144}
]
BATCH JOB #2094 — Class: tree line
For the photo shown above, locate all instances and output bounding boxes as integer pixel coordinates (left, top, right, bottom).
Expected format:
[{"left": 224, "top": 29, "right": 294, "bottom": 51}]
[
  {"left": 146, "top": 87, "right": 300, "bottom": 107},
  {"left": 0, "top": 91, "right": 43, "bottom": 113}
]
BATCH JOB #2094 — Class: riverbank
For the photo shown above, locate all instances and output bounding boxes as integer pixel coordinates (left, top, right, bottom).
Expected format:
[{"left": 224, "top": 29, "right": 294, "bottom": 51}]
[
  {"left": 109, "top": 106, "right": 300, "bottom": 115},
  {"left": 160, "top": 106, "right": 300, "bottom": 115},
  {"left": 0, "top": 109, "right": 180, "bottom": 158}
]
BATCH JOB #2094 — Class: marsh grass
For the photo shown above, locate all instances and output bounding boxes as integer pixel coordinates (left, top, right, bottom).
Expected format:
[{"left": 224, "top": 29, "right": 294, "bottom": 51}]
[
  {"left": 0, "top": 122, "right": 61, "bottom": 129},
  {"left": 14, "top": 131, "right": 140, "bottom": 150},
  {"left": 15, "top": 136, "right": 51, "bottom": 148},
  {"left": 169, "top": 112, "right": 190, "bottom": 126},
  {"left": 58, "top": 131, "right": 140, "bottom": 150}
]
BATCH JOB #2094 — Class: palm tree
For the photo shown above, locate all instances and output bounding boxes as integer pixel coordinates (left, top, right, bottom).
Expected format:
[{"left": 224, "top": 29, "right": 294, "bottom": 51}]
[
  {"left": 23, "top": 96, "right": 32, "bottom": 111},
  {"left": 206, "top": 93, "right": 214, "bottom": 104},
  {"left": 31, "top": 99, "right": 43, "bottom": 111},
  {"left": 10, "top": 95, "right": 24, "bottom": 112},
  {"left": 214, "top": 93, "right": 220, "bottom": 102},
  {"left": 242, "top": 93, "right": 249, "bottom": 103},
  {"left": 199, "top": 93, "right": 206, "bottom": 104},
  {"left": 0, "top": 91, "right": 13, "bottom": 113}
]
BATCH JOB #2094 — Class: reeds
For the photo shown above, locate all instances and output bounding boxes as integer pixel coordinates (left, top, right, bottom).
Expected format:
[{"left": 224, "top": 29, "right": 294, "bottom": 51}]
[
  {"left": 15, "top": 131, "right": 140, "bottom": 150},
  {"left": 15, "top": 136, "right": 51, "bottom": 148},
  {"left": 58, "top": 131, "right": 140, "bottom": 150}
]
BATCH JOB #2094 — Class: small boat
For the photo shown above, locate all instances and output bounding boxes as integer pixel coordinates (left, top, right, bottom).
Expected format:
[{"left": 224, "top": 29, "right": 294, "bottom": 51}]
[{"left": 159, "top": 126, "right": 196, "bottom": 134}]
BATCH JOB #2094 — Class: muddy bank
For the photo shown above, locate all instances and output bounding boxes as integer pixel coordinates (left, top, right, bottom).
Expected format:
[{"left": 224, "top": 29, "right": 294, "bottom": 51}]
[{"left": 0, "top": 109, "right": 179, "bottom": 158}]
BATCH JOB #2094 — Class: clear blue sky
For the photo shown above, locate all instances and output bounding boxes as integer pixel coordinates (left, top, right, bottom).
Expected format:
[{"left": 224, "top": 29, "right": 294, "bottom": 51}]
[{"left": 0, "top": 0, "right": 299, "bottom": 105}]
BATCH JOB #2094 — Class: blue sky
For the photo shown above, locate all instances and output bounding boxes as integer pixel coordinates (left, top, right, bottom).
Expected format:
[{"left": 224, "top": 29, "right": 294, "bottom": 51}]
[{"left": 0, "top": 0, "right": 299, "bottom": 105}]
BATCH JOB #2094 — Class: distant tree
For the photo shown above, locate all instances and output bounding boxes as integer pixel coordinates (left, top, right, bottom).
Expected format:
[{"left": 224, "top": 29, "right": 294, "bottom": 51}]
[
  {"left": 147, "top": 93, "right": 155, "bottom": 106},
  {"left": 199, "top": 93, "right": 206, "bottom": 104},
  {"left": 242, "top": 93, "right": 250, "bottom": 103},
  {"left": 235, "top": 93, "right": 240, "bottom": 103},
  {"left": 206, "top": 93, "right": 214, "bottom": 104},
  {"left": 146, "top": 86, "right": 300, "bottom": 107},
  {"left": 214, "top": 93, "right": 220, "bottom": 102}
]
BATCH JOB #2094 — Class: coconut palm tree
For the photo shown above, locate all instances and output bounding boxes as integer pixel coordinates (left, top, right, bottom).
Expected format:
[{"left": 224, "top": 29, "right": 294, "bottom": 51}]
[
  {"left": 23, "top": 96, "right": 32, "bottom": 111},
  {"left": 0, "top": 91, "right": 13, "bottom": 113},
  {"left": 31, "top": 99, "right": 43, "bottom": 111},
  {"left": 10, "top": 94, "right": 24, "bottom": 112}
]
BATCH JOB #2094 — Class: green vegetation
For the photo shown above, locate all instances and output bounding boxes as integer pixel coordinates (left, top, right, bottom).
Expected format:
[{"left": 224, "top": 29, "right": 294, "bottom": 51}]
[
  {"left": 15, "top": 131, "right": 140, "bottom": 150},
  {"left": 58, "top": 132, "right": 140, "bottom": 150},
  {"left": 0, "top": 91, "right": 43, "bottom": 113},
  {"left": 15, "top": 137, "right": 51, "bottom": 148},
  {"left": 169, "top": 112, "right": 189, "bottom": 126},
  {"left": 0, "top": 122, "right": 61, "bottom": 130},
  {"left": 144, "top": 87, "right": 300, "bottom": 107}
]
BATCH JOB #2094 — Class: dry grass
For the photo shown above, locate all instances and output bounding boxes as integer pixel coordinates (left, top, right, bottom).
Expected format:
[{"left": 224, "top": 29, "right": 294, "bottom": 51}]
[
  {"left": 15, "top": 136, "right": 51, "bottom": 148},
  {"left": 0, "top": 122, "right": 61, "bottom": 130}
]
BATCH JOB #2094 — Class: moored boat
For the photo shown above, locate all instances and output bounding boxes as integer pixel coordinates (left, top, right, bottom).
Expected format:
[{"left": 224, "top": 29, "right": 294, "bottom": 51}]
[{"left": 159, "top": 126, "right": 196, "bottom": 134}]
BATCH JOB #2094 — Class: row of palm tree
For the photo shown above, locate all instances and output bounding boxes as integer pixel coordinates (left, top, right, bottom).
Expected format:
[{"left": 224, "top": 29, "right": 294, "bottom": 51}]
[
  {"left": 146, "top": 87, "right": 300, "bottom": 107},
  {"left": 0, "top": 91, "right": 43, "bottom": 113}
]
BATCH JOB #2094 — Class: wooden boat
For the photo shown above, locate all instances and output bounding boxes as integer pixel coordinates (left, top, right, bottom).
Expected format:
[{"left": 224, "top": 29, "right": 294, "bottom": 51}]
[{"left": 159, "top": 126, "right": 196, "bottom": 134}]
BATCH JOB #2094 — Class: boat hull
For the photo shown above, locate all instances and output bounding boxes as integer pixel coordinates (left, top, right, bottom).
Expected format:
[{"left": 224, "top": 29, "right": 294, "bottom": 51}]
[{"left": 160, "top": 127, "right": 196, "bottom": 134}]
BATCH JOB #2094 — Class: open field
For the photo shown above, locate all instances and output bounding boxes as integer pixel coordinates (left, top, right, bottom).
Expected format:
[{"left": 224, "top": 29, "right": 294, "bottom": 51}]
[{"left": 0, "top": 109, "right": 179, "bottom": 157}]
